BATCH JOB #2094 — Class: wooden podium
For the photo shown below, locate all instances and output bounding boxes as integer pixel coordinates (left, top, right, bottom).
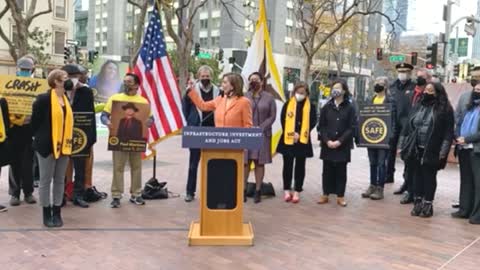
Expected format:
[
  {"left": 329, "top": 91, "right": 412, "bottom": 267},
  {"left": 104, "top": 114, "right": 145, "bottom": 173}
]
[{"left": 182, "top": 127, "right": 263, "bottom": 246}]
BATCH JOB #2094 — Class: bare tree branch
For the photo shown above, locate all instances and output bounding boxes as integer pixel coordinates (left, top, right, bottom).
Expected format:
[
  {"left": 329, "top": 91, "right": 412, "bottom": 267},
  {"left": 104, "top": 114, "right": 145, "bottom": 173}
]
[
  {"left": 27, "top": 0, "right": 53, "bottom": 25},
  {"left": 127, "top": 0, "right": 142, "bottom": 9}
]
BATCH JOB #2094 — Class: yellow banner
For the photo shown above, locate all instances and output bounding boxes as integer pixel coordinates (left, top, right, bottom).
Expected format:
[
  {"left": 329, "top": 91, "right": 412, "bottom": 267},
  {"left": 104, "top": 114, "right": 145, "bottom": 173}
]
[{"left": 0, "top": 75, "right": 49, "bottom": 115}]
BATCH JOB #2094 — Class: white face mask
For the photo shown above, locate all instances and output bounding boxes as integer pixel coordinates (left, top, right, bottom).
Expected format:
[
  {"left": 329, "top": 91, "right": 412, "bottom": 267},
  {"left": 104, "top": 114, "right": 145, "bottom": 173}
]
[
  {"left": 295, "top": 93, "right": 306, "bottom": 102},
  {"left": 398, "top": 73, "right": 408, "bottom": 81},
  {"left": 71, "top": 78, "right": 79, "bottom": 87}
]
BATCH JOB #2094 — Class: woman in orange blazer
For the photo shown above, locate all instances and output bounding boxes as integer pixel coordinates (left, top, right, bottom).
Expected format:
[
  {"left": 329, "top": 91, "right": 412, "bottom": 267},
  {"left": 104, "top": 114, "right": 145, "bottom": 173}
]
[{"left": 187, "top": 73, "right": 253, "bottom": 128}]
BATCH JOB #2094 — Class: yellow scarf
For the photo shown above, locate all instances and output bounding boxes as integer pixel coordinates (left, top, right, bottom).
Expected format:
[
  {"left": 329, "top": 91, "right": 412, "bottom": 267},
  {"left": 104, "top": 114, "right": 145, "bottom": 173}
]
[
  {"left": 0, "top": 98, "right": 6, "bottom": 143},
  {"left": 284, "top": 97, "right": 310, "bottom": 145},
  {"left": 50, "top": 90, "right": 73, "bottom": 159}
]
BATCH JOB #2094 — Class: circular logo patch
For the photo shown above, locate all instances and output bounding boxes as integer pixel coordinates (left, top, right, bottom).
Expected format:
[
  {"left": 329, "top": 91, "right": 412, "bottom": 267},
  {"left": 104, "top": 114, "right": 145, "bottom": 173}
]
[
  {"left": 361, "top": 117, "right": 387, "bottom": 144},
  {"left": 109, "top": 136, "right": 119, "bottom": 146},
  {"left": 72, "top": 128, "right": 87, "bottom": 155}
]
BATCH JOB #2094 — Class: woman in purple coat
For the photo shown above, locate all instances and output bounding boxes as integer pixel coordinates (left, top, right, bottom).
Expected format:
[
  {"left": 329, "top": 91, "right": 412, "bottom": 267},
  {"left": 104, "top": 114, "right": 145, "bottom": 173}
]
[{"left": 244, "top": 72, "right": 277, "bottom": 203}]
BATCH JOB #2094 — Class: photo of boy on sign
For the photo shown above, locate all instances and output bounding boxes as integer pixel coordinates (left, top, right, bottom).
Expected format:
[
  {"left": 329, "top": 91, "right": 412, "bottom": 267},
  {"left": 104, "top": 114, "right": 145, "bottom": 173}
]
[{"left": 107, "top": 101, "right": 150, "bottom": 152}]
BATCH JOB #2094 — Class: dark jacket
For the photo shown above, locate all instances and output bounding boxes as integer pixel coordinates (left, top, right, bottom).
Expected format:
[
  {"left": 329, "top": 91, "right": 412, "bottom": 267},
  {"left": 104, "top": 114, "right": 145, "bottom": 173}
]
[
  {"left": 117, "top": 117, "right": 144, "bottom": 142},
  {"left": 70, "top": 85, "right": 97, "bottom": 149},
  {"left": 182, "top": 82, "right": 219, "bottom": 127},
  {"left": 276, "top": 99, "right": 317, "bottom": 158},
  {"left": 0, "top": 98, "right": 11, "bottom": 165},
  {"left": 31, "top": 90, "right": 68, "bottom": 158},
  {"left": 318, "top": 99, "right": 355, "bottom": 163},
  {"left": 390, "top": 79, "right": 416, "bottom": 136},
  {"left": 455, "top": 96, "right": 480, "bottom": 154},
  {"left": 400, "top": 100, "right": 454, "bottom": 169}
]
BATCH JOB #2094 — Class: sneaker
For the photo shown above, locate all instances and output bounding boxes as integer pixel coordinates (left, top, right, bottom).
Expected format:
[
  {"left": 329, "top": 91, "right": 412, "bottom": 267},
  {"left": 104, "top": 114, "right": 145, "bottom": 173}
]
[
  {"left": 184, "top": 194, "right": 194, "bottom": 202},
  {"left": 0, "top": 205, "right": 7, "bottom": 213},
  {"left": 9, "top": 196, "right": 21, "bottom": 206},
  {"left": 110, "top": 198, "right": 121, "bottom": 208},
  {"left": 370, "top": 187, "right": 384, "bottom": 200},
  {"left": 24, "top": 194, "right": 37, "bottom": 204},
  {"left": 129, "top": 196, "right": 145, "bottom": 205},
  {"left": 361, "top": 185, "right": 375, "bottom": 198}
]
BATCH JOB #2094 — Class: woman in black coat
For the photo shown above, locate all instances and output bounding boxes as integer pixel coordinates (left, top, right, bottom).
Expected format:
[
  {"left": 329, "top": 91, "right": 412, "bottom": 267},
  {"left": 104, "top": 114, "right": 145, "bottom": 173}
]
[
  {"left": 317, "top": 79, "right": 356, "bottom": 207},
  {"left": 400, "top": 82, "right": 454, "bottom": 218},
  {"left": 276, "top": 82, "right": 317, "bottom": 204}
]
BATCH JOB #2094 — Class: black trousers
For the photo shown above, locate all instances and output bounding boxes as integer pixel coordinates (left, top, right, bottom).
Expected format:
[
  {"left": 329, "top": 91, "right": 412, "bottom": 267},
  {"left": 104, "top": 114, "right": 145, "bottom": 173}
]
[
  {"left": 8, "top": 127, "right": 34, "bottom": 198},
  {"left": 72, "top": 157, "right": 87, "bottom": 199},
  {"left": 403, "top": 161, "right": 415, "bottom": 196},
  {"left": 282, "top": 156, "right": 306, "bottom": 192},
  {"left": 322, "top": 160, "right": 347, "bottom": 197},
  {"left": 412, "top": 153, "right": 438, "bottom": 201},
  {"left": 459, "top": 149, "right": 480, "bottom": 223},
  {"left": 186, "top": 149, "right": 201, "bottom": 196},
  {"left": 386, "top": 133, "right": 400, "bottom": 181}
]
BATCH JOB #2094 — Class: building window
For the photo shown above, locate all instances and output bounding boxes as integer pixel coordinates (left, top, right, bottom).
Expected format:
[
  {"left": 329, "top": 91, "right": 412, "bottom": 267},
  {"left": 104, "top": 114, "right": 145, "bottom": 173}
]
[
  {"left": 211, "top": 17, "right": 221, "bottom": 29},
  {"left": 286, "top": 26, "right": 293, "bottom": 37},
  {"left": 287, "top": 8, "right": 294, "bottom": 20},
  {"left": 53, "top": 31, "right": 66, "bottom": 54},
  {"left": 200, "top": 37, "right": 208, "bottom": 48},
  {"left": 102, "top": 46, "right": 107, "bottom": 54},
  {"left": 211, "top": 36, "right": 220, "bottom": 48},
  {"left": 200, "top": 19, "right": 208, "bottom": 29},
  {"left": 55, "top": 0, "right": 67, "bottom": 19},
  {"left": 16, "top": 0, "right": 25, "bottom": 12},
  {"left": 103, "top": 32, "right": 107, "bottom": 41},
  {"left": 212, "top": 0, "right": 221, "bottom": 9}
]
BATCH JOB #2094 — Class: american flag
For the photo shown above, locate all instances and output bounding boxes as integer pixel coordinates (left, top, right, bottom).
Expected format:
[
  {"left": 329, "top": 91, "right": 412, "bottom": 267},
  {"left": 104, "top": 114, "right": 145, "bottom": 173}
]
[{"left": 134, "top": 6, "right": 185, "bottom": 149}]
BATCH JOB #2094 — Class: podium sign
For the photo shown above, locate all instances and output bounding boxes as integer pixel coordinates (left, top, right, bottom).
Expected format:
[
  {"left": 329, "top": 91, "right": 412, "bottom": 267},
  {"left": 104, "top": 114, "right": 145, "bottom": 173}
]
[
  {"left": 182, "top": 127, "right": 263, "bottom": 246},
  {"left": 357, "top": 103, "right": 392, "bottom": 149}
]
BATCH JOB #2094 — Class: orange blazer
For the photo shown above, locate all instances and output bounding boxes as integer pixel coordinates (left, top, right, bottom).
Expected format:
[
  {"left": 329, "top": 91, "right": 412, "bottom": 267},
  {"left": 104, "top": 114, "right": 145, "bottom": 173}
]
[{"left": 188, "top": 90, "right": 253, "bottom": 128}]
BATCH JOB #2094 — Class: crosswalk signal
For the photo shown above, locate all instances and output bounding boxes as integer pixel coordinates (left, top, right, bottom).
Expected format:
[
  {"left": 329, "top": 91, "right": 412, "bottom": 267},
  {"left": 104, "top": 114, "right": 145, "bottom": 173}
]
[
  {"left": 426, "top": 43, "right": 438, "bottom": 68},
  {"left": 376, "top": 48, "right": 383, "bottom": 61},
  {"left": 194, "top": 43, "right": 200, "bottom": 56},
  {"left": 411, "top": 52, "right": 418, "bottom": 66},
  {"left": 453, "top": 64, "right": 460, "bottom": 77},
  {"left": 64, "top": 46, "right": 71, "bottom": 64}
]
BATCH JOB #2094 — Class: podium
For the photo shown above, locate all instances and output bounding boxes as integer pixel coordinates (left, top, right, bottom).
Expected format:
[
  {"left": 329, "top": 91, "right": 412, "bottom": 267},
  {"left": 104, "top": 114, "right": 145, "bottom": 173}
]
[{"left": 182, "top": 126, "right": 263, "bottom": 246}]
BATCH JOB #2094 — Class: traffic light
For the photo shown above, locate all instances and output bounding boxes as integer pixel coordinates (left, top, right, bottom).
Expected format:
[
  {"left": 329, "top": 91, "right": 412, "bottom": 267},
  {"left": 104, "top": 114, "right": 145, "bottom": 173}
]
[
  {"left": 88, "top": 50, "right": 99, "bottom": 63},
  {"left": 411, "top": 52, "right": 418, "bottom": 66},
  {"left": 194, "top": 43, "right": 200, "bottom": 56},
  {"left": 376, "top": 48, "right": 383, "bottom": 61},
  {"left": 228, "top": 57, "right": 235, "bottom": 64},
  {"left": 64, "top": 46, "right": 71, "bottom": 64},
  {"left": 426, "top": 43, "right": 438, "bottom": 68},
  {"left": 453, "top": 64, "right": 460, "bottom": 77},
  {"left": 218, "top": 49, "right": 224, "bottom": 61}
]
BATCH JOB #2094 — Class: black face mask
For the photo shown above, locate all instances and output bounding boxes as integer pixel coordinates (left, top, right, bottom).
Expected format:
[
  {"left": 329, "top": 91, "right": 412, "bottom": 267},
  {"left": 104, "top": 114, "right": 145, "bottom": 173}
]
[
  {"left": 374, "top": 84, "right": 384, "bottom": 93},
  {"left": 416, "top": 77, "right": 427, "bottom": 86},
  {"left": 422, "top": 93, "right": 436, "bottom": 104},
  {"left": 250, "top": 81, "right": 260, "bottom": 91},
  {"left": 200, "top": 79, "right": 211, "bottom": 87},
  {"left": 64, "top": 79, "right": 74, "bottom": 91},
  {"left": 471, "top": 80, "right": 478, "bottom": 88},
  {"left": 472, "top": 92, "right": 480, "bottom": 102}
]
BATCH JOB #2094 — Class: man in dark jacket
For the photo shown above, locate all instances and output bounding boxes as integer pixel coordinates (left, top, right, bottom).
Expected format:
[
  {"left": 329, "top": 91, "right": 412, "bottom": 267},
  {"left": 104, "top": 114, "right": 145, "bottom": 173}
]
[
  {"left": 182, "top": 66, "right": 220, "bottom": 202},
  {"left": 61, "top": 64, "right": 97, "bottom": 208},
  {"left": 386, "top": 63, "right": 416, "bottom": 184}
]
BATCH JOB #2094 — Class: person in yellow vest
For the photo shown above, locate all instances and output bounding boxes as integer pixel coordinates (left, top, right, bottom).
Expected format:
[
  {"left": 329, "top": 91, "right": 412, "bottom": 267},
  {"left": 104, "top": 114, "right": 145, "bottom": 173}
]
[
  {"left": 361, "top": 77, "right": 397, "bottom": 201},
  {"left": 0, "top": 95, "right": 11, "bottom": 212},
  {"left": 101, "top": 73, "right": 153, "bottom": 208},
  {"left": 31, "top": 69, "right": 74, "bottom": 227},
  {"left": 276, "top": 82, "right": 317, "bottom": 204}
]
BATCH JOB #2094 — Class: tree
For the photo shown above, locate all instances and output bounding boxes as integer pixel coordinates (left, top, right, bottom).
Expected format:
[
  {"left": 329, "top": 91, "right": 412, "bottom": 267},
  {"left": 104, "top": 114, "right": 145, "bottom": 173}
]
[
  {"left": 168, "top": 50, "right": 221, "bottom": 85},
  {"left": 294, "top": 0, "right": 399, "bottom": 82},
  {"left": 0, "top": 0, "right": 53, "bottom": 62},
  {"left": 27, "top": 27, "right": 52, "bottom": 77},
  {"left": 127, "top": 0, "right": 151, "bottom": 68}
]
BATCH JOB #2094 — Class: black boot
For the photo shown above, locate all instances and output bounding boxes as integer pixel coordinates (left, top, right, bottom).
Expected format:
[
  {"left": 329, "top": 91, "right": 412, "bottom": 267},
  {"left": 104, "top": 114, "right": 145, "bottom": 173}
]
[
  {"left": 400, "top": 192, "right": 414, "bottom": 204},
  {"left": 254, "top": 189, "right": 262, "bottom": 204},
  {"left": 52, "top": 205, "right": 64, "bottom": 227},
  {"left": 411, "top": 197, "right": 423, "bottom": 216},
  {"left": 42, "top": 206, "right": 54, "bottom": 228},
  {"left": 420, "top": 201, "right": 433, "bottom": 218}
]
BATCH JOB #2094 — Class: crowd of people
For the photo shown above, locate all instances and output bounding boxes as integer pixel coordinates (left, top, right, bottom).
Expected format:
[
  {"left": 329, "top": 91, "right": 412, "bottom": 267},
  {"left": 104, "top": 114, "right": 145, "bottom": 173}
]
[{"left": 1, "top": 56, "right": 480, "bottom": 228}]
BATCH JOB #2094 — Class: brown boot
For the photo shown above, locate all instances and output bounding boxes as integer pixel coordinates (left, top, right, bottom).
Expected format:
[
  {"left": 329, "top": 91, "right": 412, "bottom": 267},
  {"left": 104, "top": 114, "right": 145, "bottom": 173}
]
[
  {"left": 337, "top": 197, "right": 347, "bottom": 207},
  {"left": 317, "top": 195, "right": 329, "bottom": 204}
]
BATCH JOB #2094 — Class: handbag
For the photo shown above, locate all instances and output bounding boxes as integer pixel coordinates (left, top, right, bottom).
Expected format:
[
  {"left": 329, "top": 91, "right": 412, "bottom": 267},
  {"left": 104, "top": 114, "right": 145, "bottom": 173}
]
[
  {"left": 141, "top": 178, "right": 169, "bottom": 200},
  {"left": 400, "top": 130, "right": 419, "bottom": 162}
]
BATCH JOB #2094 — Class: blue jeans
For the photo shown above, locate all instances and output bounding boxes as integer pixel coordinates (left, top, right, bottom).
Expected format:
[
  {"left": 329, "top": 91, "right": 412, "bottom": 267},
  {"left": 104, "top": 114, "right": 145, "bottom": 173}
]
[{"left": 368, "top": 148, "right": 388, "bottom": 187}]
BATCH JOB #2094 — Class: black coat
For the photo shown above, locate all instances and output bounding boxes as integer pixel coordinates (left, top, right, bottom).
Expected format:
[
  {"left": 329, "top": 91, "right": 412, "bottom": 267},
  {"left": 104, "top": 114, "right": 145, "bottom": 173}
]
[
  {"left": 117, "top": 117, "right": 144, "bottom": 142},
  {"left": 400, "top": 101, "right": 454, "bottom": 169},
  {"left": 318, "top": 99, "right": 355, "bottom": 163},
  {"left": 276, "top": 99, "right": 317, "bottom": 158},
  {"left": 390, "top": 79, "right": 416, "bottom": 136},
  {"left": 0, "top": 98, "right": 11, "bottom": 165},
  {"left": 70, "top": 85, "right": 97, "bottom": 149}
]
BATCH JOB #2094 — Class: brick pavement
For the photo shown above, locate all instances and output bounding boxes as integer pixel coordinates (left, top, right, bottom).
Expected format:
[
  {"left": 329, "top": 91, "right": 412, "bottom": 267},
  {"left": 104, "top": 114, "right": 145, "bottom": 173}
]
[{"left": 0, "top": 134, "right": 479, "bottom": 270}]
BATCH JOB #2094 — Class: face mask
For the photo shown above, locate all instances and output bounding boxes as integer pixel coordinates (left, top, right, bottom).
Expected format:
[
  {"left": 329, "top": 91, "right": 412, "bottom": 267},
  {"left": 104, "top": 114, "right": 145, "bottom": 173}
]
[
  {"left": 472, "top": 92, "right": 480, "bottom": 102},
  {"left": 295, "top": 93, "right": 306, "bottom": 102},
  {"left": 374, "top": 84, "right": 384, "bottom": 93},
  {"left": 471, "top": 80, "right": 478, "bottom": 88},
  {"left": 200, "top": 79, "right": 211, "bottom": 88},
  {"left": 422, "top": 93, "right": 435, "bottom": 103},
  {"left": 398, "top": 73, "right": 408, "bottom": 81},
  {"left": 71, "top": 78, "right": 79, "bottom": 87},
  {"left": 64, "top": 79, "right": 74, "bottom": 91},
  {"left": 17, "top": 70, "right": 31, "bottom": 77},
  {"left": 249, "top": 81, "right": 260, "bottom": 91},
  {"left": 331, "top": 88, "right": 343, "bottom": 98},
  {"left": 416, "top": 77, "right": 427, "bottom": 86}
]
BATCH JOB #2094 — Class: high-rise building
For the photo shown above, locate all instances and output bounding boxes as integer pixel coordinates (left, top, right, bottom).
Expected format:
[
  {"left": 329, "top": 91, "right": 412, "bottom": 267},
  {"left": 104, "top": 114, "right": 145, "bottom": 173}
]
[
  {"left": 472, "top": 0, "right": 480, "bottom": 60},
  {"left": 383, "top": 0, "right": 416, "bottom": 47}
]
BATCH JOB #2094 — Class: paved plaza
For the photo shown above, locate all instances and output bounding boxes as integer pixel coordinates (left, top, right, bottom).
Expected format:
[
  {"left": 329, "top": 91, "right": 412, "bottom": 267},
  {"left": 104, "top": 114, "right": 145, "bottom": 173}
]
[{"left": 0, "top": 134, "right": 479, "bottom": 270}]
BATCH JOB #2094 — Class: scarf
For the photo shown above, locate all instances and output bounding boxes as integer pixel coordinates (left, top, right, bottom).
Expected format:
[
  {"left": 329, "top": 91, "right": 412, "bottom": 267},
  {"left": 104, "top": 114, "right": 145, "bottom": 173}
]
[
  {"left": 284, "top": 97, "right": 310, "bottom": 145},
  {"left": 50, "top": 90, "right": 73, "bottom": 159},
  {"left": 0, "top": 98, "right": 5, "bottom": 143},
  {"left": 412, "top": 86, "right": 423, "bottom": 104},
  {"left": 460, "top": 107, "right": 480, "bottom": 137}
]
